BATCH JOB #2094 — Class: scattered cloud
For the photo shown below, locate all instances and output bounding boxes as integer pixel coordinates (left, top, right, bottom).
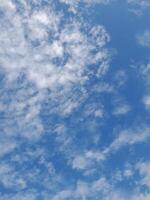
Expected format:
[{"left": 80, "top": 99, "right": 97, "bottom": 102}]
[
  {"left": 143, "top": 95, "right": 150, "bottom": 110},
  {"left": 103, "top": 125, "right": 150, "bottom": 156},
  {"left": 0, "top": 0, "right": 150, "bottom": 199},
  {"left": 136, "top": 161, "right": 150, "bottom": 189},
  {"left": 137, "top": 30, "right": 150, "bottom": 48},
  {"left": 112, "top": 104, "right": 131, "bottom": 116},
  {"left": 128, "top": 0, "right": 150, "bottom": 8},
  {"left": 128, "top": 0, "right": 150, "bottom": 15}
]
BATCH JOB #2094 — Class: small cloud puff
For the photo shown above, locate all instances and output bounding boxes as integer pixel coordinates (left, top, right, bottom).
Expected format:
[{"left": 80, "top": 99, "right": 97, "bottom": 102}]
[{"left": 137, "top": 30, "right": 150, "bottom": 48}]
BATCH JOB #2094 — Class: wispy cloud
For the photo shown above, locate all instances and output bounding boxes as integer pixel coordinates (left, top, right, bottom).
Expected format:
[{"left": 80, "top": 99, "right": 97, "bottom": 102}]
[
  {"left": 137, "top": 30, "right": 150, "bottom": 48},
  {"left": 104, "top": 125, "right": 150, "bottom": 154},
  {"left": 128, "top": 0, "right": 150, "bottom": 15}
]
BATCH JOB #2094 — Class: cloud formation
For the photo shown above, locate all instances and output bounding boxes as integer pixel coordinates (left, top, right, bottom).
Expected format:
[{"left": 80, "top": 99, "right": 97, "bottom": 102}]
[{"left": 0, "top": 0, "right": 150, "bottom": 199}]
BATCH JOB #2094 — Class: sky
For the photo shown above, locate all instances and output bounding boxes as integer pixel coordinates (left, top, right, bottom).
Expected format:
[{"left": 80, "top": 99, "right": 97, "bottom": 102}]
[{"left": 0, "top": 0, "right": 150, "bottom": 199}]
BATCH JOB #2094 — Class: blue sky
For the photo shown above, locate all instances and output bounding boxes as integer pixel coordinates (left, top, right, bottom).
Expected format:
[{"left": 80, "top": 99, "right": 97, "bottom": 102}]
[{"left": 0, "top": 0, "right": 150, "bottom": 199}]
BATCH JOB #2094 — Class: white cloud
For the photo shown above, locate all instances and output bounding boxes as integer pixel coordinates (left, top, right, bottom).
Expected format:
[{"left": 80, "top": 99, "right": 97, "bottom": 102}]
[
  {"left": 140, "top": 63, "right": 150, "bottom": 111},
  {"left": 128, "top": 0, "right": 150, "bottom": 8},
  {"left": 52, "top": 190, "right": 72, "bottom": 200},
  {"left": 59, "top": 0, "right": 113, "bottom": 13},
  {"left": 123, "top": 168, "right": 133, "bottom": 178},
  {"left": 132, "top": 194, "right": 150, "bottom": 200},
  {"left": 0, "top": 1, "right": 111, "bottom": 197},
  {"left": 137, "top": 30, "right": 150, "bottom": 48},
  {"left": 0, "top": 137, "right": 17, "bottom": 157},
  {"left": 1, "top": 1, "right": 149, "bottom": 199},
  {"left": 136, "top": 161, "right": 150, "bottom": 189},
  {"left": 72, "top": 150, "right": 104, "bottom": 171},
  {"left": 102, "top": 125, "right": 150, "bottom": 157},
  {"left": 52, "top": 177, "right": 111, "bottom": 200},
  {"left": 0, "top": 0, "right": 110, "bottom": 144},
  {"left": 113, "top": 104, "right": 131, "bottom": 116},
  {"left": 0, "top": 0, "right": 16, "bottom": 11},
  {"left": 70, "top": 125, "right": 150, "bottom": 175},
  {"left": 128, "top": 0, "right": 150, "bottom": 15},
  {"left": 0, "top": 193, "right": 37, "bottom": 200},
  {"left": 92, "top": 82, "right": 114, "bottom": 93},
  {"left": 140, "top": 63, "right": 150, "bottom": 83},
  {"left": 72, "top": 155, "right": 90, "bottom": 170},
  {"left": 143, "top": 95, "right": 150, "bottom": 110}
]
